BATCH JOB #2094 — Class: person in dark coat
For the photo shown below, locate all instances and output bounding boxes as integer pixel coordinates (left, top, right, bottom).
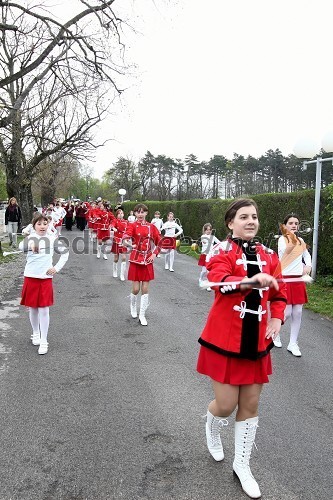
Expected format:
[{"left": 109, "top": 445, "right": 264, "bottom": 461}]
[{"left": 5, "top": 197, "right": 22, "bottom": 247}]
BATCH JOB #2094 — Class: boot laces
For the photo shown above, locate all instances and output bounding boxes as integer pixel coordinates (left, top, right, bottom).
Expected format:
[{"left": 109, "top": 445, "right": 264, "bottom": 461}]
[{"left": 202, "top": 414, "right": 228, "bottom": 445}]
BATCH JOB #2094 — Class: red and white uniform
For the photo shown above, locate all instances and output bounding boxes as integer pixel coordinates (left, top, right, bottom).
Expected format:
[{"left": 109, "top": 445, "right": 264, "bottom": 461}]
[
  {"left": 87, "top": 206, "right": 99, "bottom": 231},
  {"left": 197, "top": 238, "right": 287, "bottom": 379},
  {"left": 198, "top": 234, "right": 220, "bottom": 266},
  {"left": 123, "top": 221, "right": 161, "bottom": 281},
  {"left": 160, "top": 220, "right": 183, "bottom": 250},
  {"left": 53, "top": 206, "right": 66, "bottom": 228},
  {"left": 278, "top": 235, "right": 311, "bottom": 305},
  {"left": 95, "top": 209, "right": 113, "bottom": 241},
  {"left": 111, "top": 218, "right": 128, "bottom": 254}
]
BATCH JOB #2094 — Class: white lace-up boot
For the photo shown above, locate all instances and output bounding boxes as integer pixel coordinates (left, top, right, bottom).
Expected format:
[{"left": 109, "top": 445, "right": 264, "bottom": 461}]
[
  {"left": 130, "top": 293, "right": 138, "bottom": 318},
  {"left": 32, "top": 331, "right": 40, "bottom": 346},
  {"left": 120, "top": 262, "right": 126, "bottom": 281},
  {"left": 273, "top": 334, "right": 282, "bottom": 348},
  {"left": 96, "top": 245, "right": 101, "bottom": 259},
  {"left": 38, "top": 342, "right": 49, "bottom": 355},
  {"left": 205, "top": 410, "right": 228, "bottom": 461},
  {"left": 113, "top": 262, "right": 118, "bottom": 277},
  {"left": 233, "top": 417, "right": 261, "bottom": 499},
  {"left": 139, "top": 294, "right": 149, "bottom": 326}
]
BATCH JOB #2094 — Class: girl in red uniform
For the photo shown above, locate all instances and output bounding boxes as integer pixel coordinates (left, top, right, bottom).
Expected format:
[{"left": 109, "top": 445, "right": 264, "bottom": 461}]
[
  {"left": 197, "top": 198, "right": 287, "bottom": 499},
  {"left": 111, "top": 209, "right": 128, "bottom": 281},
  {"left": 275, "top": 213, "right": 312, "bottom": 356},
  {"left": 86, "top": 201, "right": 98, "bottom": 241},
  {"left": 95, "top": 202, "right": 113, "bottom": 260},
  {"left": 122, "top": 204, "right": 161, "bottom": 325}
]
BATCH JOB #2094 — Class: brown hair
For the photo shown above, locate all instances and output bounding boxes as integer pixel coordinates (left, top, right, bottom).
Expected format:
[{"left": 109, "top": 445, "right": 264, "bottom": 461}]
[
  {"left": 134, "top": 203, "right": 148, "bottom": 213},
  {"left": 283, "top": 213, "right": 299, "bottom": 225},
  {"left": 224, "top": 198, "right": 258, "bottom": 229},
  {"left": 116, "top": 209, "right": 124, "bottom": 217},
  {"left": 202, "top": 223, "right": 212, "bottom": 234},
  {"left": 31, "top": 213, "right": 48, "bottom": 227}
]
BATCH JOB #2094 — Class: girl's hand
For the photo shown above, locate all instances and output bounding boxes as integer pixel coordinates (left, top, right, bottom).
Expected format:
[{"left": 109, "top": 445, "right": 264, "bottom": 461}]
[
  {"left": 266, "top": 318, "right": 282, "bottom": 340},
  {"left": 241, "top": 273, "right": 279, "bottom": 290},
  {"left": 146, "top": 253, "right": 156, "bottom": 264},
  {"left": 46, "top": 267, "right": 57, "bottom": 276},
  {"left": 303, "top": 265, "right": 312, "bottom": 275}
]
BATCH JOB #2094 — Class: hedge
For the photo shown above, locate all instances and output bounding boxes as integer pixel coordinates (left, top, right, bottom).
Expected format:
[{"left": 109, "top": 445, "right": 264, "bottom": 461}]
[{"left": 123, "top": 188, "right": 333, "bottom": 275}]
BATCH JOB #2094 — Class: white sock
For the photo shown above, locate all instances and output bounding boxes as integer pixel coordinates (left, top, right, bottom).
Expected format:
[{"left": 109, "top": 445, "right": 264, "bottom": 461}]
[
  {"left": 38, "top": 307, "right": 50, "bottom": 343},
  {"left": 165, "top": 253, "right": 170, "bottom": 267},
  {"left": 290, "top": 304, "right": 303, "bottom": 344},
  {"left": 29, "top": 307, "right": 39, "bottom": 333}
]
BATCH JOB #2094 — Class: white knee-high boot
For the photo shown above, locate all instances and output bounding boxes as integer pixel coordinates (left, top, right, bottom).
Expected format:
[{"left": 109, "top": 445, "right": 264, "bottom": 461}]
[
  {"left": 139, "top": 294, "right": 149, "bottom": 326},
  {"left": 130, "top": 293, "right": 138, "bottom": 318},
  {"left": 120, "top": 262, "right": 126, "bottom": 281},
  {"left": 233, "top": 417, "right": 261, "bottom": 499},
  {"left": 205, "top": 410, "right": 228, "bottom": 461},
  {"left": 113, "top": 262, "right": 118, "bottom": 277}
]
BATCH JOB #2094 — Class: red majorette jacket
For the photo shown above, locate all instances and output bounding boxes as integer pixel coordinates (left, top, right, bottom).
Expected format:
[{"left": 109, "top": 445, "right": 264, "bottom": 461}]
[
  {"left": 198, "top": 238, "right": 287, "bottom": 360},
  {"left": 122, "top": 221, "right": 161, "bottom": 265},
  {"left": 112, "top": 218, "right": 128, "bottom": 245}
]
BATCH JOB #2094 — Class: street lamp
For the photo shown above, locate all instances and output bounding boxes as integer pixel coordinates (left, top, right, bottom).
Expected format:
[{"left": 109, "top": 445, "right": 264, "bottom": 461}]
[
  {"left": 118, "top": 188, "right": 126, "bottom": 204},
  {"left": 293, "top": 133, "right": 333, "bottom": 279}
]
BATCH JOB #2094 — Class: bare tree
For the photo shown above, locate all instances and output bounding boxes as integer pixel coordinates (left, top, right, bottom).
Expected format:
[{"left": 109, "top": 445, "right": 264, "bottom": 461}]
[{"left": 0, "top": 0, "right": 130, "bottom": 222}]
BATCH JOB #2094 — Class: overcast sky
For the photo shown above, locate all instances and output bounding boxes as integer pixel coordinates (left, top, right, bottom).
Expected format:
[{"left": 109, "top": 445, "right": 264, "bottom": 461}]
[{"left": 55, "top": 0, "right": 333, "bottom": 178}]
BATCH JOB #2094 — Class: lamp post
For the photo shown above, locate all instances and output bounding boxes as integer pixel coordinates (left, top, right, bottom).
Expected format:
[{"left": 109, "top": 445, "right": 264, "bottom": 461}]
[
  {"left": 293, "top": 133, "right": 333, "bottom": 279},
  {"left": 118, "top": 188, "right": 126, "bottom": 204}
]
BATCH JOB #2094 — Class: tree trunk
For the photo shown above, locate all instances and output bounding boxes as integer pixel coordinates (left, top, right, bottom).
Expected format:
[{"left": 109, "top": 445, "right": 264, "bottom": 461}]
[{"left": 19, "top": 181, "right": 34, "bottom": 226}]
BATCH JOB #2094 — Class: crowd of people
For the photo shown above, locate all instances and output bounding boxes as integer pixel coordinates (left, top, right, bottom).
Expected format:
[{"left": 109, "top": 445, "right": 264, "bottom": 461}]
[{"left": 9, "top": 195, "right": 313, "bottom": 499}]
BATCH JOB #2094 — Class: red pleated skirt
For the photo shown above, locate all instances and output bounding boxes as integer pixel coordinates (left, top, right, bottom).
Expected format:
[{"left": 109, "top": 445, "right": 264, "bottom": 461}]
[
  {"left": 111, "top": 242, "right": 128, "bottom": 254},
  {"left": 160, "top": 236, "right": 176, "bottom": 250},
  {"left": 21, "top": 277, "right": 54, "bottom": 307},
  {"left": 284, "top": 275, "right": 308, "bottom": 305},
  {"left": 198, "top": 254, "right": 207, "bottom": 266},
  {"left": 197, "top": 345, "right": 272, "bottom": 385},
  {"left": 54, "top": 218, "right": 63, "bottom": 227},
  {"left": 97, "top": 229, "right": 110, "bottom": 241},
  {"left": 128, "top": 262, "right": 154, "bottom": 281}
]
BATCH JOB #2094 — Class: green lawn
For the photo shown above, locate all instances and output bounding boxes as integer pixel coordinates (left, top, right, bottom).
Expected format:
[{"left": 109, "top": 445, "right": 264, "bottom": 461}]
[{"left": 178, "top": 245, "right": 333, "bottom": 321}]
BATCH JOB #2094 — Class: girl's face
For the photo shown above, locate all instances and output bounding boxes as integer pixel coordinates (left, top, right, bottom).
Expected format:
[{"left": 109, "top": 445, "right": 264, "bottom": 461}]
[
  {"left": 117, "top": 210, "right": 124, "bottom": 219},
  {"left": 228, "top": 205, "right": 259, "bottom": 240},
  {"left": 135, "top": 208, "right": 147, "bottom": 221},
  {"left": 10, "top": 198, "right": 17, "bottom": 205},
  {"left": 204, "top": 226, "right": 212, "bottom": 235},
  {"left": 167, "top": 213, "right": 174, "bottom": 221},
  {"left": 34, "top": 219, "right": 49, "bottom": 236},
  {"left": 285, "top": 217, "right": 299, "bottom": 233}
]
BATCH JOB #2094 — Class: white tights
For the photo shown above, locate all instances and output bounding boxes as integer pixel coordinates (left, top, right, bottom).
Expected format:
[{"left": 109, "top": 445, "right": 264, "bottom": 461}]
[
  {"left": 285, "top": 304, "right": 303, "bottom": 344},
  {"left": 199, "top": 266, "right": 207, "bottom": 283},
  {"left": 29, "top": 307, "right": 50, "bottom": 343},
  {"left": 165, "top": 250, "right": 175, "bottom": 270}
]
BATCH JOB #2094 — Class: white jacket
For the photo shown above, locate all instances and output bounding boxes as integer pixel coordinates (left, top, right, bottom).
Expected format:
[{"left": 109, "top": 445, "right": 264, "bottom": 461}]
[{"left": 19, "top": 234, "right": 69, "bottom": 279}]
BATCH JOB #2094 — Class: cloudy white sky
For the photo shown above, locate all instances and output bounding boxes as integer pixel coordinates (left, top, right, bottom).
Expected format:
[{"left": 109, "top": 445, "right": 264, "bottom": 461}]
[{"left": 56, "top": 0, "right": 333, "bottom": 178}]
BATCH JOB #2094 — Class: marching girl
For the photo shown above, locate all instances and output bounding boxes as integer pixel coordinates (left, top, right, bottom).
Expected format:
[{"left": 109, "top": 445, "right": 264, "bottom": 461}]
[
  {"left": 19, "top": 213, "right": 69, "bottom": 355},
  {"left": 275, "top": 213, "right": 312, "bottom": 356},
  {"left": 86, "top": 201, "right": 98, "bottom": 241},
  {"left": 95, "top": 202, "right": 113, "bottom": 260},
  {"left": 198, "top": 223, "right": 221, "bottom": 291},
  {"left": 53, "top": 201, "right": 66, "bottom": 236},
  {"left": 197, "top": 198, "right": 287, "bottom": 499},
  {"left": 111, "top": 209, "right": 128, "bottom": 281},
  {"left": 122, "top": 204, "right": 161, "bottom": 326},
  {"left": 161, "top": 212, "right": 183, "bottom": 272}
]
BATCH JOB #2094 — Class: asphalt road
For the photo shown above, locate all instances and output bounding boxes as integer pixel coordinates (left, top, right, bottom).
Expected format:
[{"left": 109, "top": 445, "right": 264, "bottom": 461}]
[{"left": 0, "top": 228, "right": 332, "bottom": 500}]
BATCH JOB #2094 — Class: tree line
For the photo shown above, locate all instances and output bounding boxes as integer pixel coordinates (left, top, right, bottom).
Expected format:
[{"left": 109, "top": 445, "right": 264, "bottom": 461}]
[{"left": 100, "top": 150, "right": 333, "bottom": 202}]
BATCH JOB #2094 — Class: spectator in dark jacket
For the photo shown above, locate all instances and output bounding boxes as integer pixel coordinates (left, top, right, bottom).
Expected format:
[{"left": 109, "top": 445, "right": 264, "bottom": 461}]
[{"left": 5, "top": 197, "right": 22, "bottom": 247}]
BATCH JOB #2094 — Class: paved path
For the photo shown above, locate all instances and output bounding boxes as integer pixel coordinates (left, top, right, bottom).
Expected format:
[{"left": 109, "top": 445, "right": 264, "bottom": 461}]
[{"left": 0, "top": 228, "right": 332, "bottom": 500}]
